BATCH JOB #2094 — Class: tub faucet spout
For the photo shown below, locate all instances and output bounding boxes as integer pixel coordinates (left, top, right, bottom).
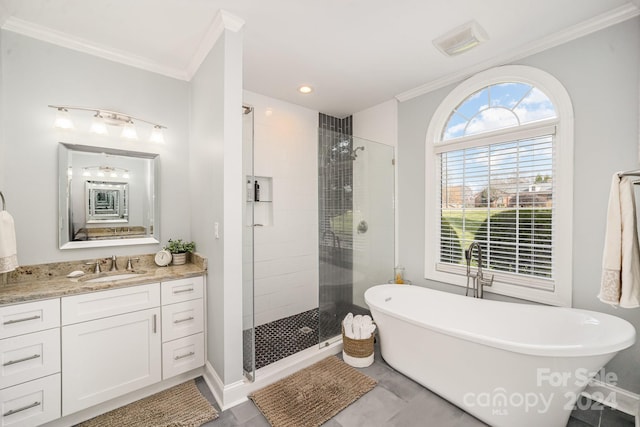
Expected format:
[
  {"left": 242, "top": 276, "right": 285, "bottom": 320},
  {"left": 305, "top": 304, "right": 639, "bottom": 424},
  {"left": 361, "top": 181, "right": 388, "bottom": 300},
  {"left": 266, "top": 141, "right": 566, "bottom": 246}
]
[{"left": 465, "top": 241, "right": 493, "bottom": 298}]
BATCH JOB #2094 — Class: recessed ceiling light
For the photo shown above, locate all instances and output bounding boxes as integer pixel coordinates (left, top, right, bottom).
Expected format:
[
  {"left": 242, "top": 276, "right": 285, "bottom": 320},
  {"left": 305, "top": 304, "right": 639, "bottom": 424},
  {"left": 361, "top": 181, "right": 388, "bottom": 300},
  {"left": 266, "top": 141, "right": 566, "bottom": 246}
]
[{"left": 298, "top": 85, "right": 313, "bottom": 94}]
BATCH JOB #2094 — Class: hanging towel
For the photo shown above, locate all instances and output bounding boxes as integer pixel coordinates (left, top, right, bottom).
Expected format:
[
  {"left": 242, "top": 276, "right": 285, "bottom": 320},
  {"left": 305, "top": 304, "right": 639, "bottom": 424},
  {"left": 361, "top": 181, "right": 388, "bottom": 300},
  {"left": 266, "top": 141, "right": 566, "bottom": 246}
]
[
  {"left": 0, "top": 210, "right": 18, "bottom": 274},
  {"left": 599, "top": 173, "right": 640, "bottom": 308}
]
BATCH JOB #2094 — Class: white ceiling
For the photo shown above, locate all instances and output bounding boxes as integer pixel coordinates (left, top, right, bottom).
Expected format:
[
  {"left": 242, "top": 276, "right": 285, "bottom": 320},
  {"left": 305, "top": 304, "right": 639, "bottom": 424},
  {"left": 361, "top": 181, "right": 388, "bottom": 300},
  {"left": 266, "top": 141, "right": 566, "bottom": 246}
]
[{"left": 0, "top": 0, "right": 638, "bottom": 117}]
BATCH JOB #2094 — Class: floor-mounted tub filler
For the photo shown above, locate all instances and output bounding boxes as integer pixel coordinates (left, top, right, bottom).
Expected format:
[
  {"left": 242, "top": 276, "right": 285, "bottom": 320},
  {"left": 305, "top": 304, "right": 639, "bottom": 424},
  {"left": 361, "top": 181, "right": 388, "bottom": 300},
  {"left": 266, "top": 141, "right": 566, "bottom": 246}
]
[{"left": 365, "top": 284, "right": 636, "bottom": 427}]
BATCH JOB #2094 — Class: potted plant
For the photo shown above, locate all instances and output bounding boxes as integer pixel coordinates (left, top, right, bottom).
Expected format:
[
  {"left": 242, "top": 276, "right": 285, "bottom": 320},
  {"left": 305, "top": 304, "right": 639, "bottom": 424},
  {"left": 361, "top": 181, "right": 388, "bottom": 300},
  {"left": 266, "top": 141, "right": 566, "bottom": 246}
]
[{"left": 164, "top": 239, "right": 195, "bottom": 265}]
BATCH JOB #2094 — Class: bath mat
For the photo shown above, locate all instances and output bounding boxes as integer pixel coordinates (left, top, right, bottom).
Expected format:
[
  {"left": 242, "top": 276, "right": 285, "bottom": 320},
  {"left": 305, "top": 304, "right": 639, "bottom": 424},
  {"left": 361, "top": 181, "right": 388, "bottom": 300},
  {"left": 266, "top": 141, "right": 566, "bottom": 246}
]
[
  {"left": 250, "top": 355, "right": 377, "bottom": 427},
  {"left": 77, "top": 380, "right": 218, "bottom": 427}
]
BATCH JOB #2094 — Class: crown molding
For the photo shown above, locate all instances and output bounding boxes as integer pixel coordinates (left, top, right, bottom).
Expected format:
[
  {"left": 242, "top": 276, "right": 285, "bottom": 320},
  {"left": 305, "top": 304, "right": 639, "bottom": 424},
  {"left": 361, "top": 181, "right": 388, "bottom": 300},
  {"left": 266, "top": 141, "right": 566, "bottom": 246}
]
[
  {"left": 396, "top": 2, "right": 640, "bottom": 102},
  {"left": 184, "top": 9, "right": 245, "bottom": 81},
  {"left": 2, "top": 16, "right": 189, "bottom": 80}
]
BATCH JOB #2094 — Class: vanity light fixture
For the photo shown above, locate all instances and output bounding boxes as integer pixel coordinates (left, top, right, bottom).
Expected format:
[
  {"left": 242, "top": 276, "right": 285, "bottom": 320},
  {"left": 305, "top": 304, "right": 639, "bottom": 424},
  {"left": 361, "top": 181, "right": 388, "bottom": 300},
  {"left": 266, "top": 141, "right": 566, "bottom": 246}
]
[
  {"left": 54, "top": 107, "right": 74, "bottom": 129},
  {"left": 80, "top": 166, "right": 130, "bottom": 179},
  {"left": 48, "top": 105, "right": 166, "bottom": 143}
]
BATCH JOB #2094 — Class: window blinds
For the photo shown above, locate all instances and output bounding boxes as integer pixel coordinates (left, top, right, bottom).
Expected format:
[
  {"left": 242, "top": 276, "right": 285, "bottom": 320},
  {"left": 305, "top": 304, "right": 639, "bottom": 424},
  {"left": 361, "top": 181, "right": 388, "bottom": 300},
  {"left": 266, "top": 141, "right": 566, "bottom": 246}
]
[{"left": 439, "top": 133, "right": 554, "bottom": 281}]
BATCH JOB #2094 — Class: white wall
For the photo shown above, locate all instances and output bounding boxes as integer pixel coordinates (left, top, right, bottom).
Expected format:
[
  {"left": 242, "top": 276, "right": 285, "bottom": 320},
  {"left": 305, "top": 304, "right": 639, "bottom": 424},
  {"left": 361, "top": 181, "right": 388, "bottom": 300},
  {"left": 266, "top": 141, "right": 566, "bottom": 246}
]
[
  {"left": 0, "top": 30, "right": 190, "bottom": 264},
  {"left": 353, "top": 99, "right": 398, "bottom": 148},
  {"left": 243, "top": 90, "right": 319, "bottom": 326},
  {"left": 190, "top": 26, "right": 244, "bottom": 385},
  {"left": 398, "top": 18, "right": 640, "bottom": 392}
]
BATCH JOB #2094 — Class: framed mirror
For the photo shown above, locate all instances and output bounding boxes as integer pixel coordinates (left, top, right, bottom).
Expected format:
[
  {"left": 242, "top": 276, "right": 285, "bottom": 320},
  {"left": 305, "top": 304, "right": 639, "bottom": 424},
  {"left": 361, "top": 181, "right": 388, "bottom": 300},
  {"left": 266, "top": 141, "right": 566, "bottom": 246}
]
[{"left": 59, "top": 142, "right": 159, "bottom": 249}]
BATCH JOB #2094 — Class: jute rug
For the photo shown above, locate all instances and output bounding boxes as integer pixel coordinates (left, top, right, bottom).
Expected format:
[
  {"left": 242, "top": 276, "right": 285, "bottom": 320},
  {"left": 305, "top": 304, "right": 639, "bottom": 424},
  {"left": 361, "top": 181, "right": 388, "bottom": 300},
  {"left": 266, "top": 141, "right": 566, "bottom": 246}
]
[
  {"left": 250, "top": 356, "right": 377, "bottom": 427},
  {"left": 77, "top": 380, "right": 218, "bottom": 427}
]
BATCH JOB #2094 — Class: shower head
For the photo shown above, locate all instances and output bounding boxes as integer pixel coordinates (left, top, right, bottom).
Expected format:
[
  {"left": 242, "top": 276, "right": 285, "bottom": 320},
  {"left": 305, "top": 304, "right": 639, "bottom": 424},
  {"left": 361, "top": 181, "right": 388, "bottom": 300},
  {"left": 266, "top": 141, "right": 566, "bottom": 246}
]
[{"left": 351, "top": 146, "right": 365, "bottom": 160}]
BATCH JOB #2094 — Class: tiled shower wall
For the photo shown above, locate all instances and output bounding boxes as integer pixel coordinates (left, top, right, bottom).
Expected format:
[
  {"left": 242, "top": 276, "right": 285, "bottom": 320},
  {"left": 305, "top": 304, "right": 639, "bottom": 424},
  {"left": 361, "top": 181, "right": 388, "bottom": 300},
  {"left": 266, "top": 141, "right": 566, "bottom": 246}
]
[
  {"left": 318, "top": 113, "right": 355, "bottom": 341},
  {"left": 246, "top": 91, "right": 319, "bottom": 327}
]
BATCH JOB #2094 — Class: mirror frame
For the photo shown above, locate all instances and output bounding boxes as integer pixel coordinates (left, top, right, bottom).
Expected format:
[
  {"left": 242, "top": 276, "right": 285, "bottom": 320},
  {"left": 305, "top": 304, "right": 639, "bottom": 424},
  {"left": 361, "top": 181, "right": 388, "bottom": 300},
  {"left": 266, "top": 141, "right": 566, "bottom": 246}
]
[{"left": 58, "top": 142, "right": 160, "bottom": 249}]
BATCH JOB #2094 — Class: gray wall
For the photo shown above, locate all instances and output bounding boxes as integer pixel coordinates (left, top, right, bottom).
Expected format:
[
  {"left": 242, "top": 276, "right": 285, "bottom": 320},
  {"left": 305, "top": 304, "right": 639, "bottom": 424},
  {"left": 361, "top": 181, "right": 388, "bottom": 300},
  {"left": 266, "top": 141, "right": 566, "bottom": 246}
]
[
  {"left": 0, "top": 30, "right": 190, "bottom": 263},
  {"left": 398, "top": 18, "right": 640, "bottom": 392}
]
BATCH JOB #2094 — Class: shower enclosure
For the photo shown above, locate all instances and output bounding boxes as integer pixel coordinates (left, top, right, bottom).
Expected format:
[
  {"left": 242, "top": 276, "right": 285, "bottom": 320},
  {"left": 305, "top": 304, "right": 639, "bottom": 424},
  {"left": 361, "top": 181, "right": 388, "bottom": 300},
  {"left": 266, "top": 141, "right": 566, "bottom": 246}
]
[{"left": 242, "top": 109, "right": 394, "bottom": 381}]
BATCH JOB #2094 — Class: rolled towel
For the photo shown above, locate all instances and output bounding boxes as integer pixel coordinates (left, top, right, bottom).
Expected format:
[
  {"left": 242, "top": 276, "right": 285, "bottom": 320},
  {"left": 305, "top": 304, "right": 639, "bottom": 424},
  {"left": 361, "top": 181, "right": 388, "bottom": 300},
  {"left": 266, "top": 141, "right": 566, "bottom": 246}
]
[
  {"left": 342, "top": 313, "right": 354, "bottom": 339},
  {"left": 0, "top": 211, "right": 18, "bottom": 274},
  {"left": 352, "top": 315, "right": 363, "bottom": 339}
]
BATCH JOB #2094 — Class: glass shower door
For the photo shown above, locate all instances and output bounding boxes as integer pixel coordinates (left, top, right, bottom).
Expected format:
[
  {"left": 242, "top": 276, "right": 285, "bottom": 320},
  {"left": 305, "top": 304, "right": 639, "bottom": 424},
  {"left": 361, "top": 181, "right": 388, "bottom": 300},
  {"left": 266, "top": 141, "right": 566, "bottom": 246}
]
[
  {"left": 318, "top": 133, "right": 395, "bottom": 345},
  {"left": 242, "top": 106, "right": 255, "bottom": 380}
]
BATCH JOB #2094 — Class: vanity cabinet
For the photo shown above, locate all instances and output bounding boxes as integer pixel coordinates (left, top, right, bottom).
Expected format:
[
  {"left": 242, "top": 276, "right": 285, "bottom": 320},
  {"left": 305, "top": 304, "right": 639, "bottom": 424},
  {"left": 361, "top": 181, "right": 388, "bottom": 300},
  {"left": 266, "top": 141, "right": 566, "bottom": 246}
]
[
  {"left": 61, "top": 283, "right": 162, "bottom": 416},
  {"left": 0, "top": 299, "right": 61, "bottom": 427}
]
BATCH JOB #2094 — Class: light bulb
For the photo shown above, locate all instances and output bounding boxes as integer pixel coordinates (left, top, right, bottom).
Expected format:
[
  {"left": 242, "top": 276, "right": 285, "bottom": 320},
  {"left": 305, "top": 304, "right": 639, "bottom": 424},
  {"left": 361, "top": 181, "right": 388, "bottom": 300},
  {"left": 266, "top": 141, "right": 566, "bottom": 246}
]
[
  {"left": 149, "top": 125, "right": 165, "bottom": 144},
  {"left": 54, "top": 108, "right": 74, "bottom": 129},
  {"left": 121, "top": 120, "right": 138, "bottom": 140},
  {"left": 90, "top": 112, "right": 108, "bottom": 135}
]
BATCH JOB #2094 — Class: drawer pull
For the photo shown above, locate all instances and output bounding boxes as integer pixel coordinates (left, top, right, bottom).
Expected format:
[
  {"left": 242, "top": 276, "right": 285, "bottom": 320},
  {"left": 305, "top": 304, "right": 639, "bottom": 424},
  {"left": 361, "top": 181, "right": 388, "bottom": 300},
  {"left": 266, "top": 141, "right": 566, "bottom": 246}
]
[
  {"left": 152, "top": 314, "right": 157, "bottom": 334},
  {"left": 173, "top": 288, "right": 194, "bottom": 294},
  {"left": 3, "top": 354, "right": 41, "bottom": 366},
  {"left": 3, "top": 315, "right": 41, "bottom": 325},
  {"left": 4, "top": 401, "right": 41, "bottom": 416},
  {"left": 174, "top": 316, "right": 195, "bottom": 324},
  {"left": 174, "top": 351, "right": 195, "bottom": 360}
]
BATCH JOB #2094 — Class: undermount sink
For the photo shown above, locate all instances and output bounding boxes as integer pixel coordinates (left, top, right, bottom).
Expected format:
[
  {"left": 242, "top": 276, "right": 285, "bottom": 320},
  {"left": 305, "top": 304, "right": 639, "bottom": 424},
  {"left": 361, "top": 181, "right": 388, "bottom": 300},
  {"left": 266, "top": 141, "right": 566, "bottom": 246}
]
[{"left": 81, "top": 271, "right": 146, "bottom": 283}]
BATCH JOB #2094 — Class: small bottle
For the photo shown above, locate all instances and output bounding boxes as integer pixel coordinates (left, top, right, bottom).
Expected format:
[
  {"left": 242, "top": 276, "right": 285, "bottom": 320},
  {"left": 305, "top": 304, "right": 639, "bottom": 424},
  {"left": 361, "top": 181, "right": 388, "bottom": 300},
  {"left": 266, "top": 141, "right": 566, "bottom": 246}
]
[
  {"left": 394, "top": 266, "right": 405, "bottom": 284},
  {"left": 247, "top": 180, "right": 253, "bottom": 201},
  {"left": 254, "top": 180, "right": 260, "bottom": 202}
]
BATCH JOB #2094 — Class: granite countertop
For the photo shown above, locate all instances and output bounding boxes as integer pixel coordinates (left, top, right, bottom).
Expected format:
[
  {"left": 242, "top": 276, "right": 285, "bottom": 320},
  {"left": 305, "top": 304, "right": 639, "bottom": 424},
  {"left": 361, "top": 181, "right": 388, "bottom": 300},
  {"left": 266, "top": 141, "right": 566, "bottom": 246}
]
[{"left": 0, "top": 253, "right": 207, "bottom": 306}]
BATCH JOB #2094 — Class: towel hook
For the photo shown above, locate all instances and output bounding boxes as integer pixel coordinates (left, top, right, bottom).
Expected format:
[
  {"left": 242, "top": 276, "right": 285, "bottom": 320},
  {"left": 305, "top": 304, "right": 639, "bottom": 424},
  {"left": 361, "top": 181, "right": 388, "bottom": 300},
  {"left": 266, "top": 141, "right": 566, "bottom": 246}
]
[{"left": 0, "top": 191, "right": 4, "bottom": 211}]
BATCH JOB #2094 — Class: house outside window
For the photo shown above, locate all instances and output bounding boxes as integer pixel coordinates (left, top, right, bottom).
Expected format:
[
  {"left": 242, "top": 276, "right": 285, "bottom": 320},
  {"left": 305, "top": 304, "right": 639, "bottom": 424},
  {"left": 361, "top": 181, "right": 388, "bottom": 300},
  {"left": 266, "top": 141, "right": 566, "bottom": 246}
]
[{"left": 424, "top": 65, "right": 574, "bottom": 306}]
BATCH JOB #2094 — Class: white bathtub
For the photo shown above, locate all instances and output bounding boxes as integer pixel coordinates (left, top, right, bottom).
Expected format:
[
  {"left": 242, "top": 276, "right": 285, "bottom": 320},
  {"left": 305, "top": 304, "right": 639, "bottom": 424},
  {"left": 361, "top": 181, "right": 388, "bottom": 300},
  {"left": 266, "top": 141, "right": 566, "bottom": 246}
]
[{"left": 365, "top": 284, "right": 636, "bottom": 427}]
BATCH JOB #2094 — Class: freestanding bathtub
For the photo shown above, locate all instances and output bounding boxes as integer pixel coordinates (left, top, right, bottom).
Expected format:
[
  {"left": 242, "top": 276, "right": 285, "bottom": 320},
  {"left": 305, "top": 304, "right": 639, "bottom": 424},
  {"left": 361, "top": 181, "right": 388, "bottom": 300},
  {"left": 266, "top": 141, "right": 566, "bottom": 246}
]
[{"left": 365, "top": 284, "right": 636, "bottom": 427}]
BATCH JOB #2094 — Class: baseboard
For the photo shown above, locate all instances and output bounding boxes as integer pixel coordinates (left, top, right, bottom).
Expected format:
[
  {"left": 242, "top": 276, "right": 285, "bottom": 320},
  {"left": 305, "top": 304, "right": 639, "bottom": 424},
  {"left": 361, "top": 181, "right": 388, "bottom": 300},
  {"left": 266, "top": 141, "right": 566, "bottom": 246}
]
[
  {"left": 202, "top": 361, "right": 245, "bottom": 410},
  {"left": 581, "top": 379, "right": 640, "bottom": 424}
]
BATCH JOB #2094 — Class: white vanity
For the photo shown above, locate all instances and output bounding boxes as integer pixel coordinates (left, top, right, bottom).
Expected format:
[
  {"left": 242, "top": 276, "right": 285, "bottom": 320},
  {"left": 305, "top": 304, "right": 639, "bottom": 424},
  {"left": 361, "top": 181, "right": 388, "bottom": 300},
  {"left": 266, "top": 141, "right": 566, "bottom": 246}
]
[{"left": 0, "top": 258, "right": 206, "bottom": 427}]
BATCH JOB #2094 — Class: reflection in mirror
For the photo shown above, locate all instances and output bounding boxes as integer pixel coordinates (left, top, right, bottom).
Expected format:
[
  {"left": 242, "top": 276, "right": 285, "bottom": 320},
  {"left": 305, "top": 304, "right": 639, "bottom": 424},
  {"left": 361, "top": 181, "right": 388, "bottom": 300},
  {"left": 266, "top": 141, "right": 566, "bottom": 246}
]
[
  {"left": 59, "top": 143, "right": 159, "bottom": 249},
  {"left": 86, "top": 181, "right": 129, "bottom": 223}
]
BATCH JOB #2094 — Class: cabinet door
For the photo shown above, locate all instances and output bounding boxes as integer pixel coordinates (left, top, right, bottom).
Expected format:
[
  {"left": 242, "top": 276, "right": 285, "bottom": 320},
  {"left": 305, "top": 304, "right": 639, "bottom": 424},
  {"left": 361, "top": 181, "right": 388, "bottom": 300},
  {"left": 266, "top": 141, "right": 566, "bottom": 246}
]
[{"left": 61, "top": 308, "right": 161, "bottom": 416}]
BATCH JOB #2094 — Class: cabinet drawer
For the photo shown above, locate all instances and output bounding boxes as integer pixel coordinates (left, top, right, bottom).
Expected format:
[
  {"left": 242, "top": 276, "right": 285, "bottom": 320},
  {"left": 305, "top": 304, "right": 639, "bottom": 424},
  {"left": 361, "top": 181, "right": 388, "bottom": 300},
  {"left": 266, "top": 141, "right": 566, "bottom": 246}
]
[
  {"left": 0, "top": 329, "right": 60, "bottom": 390},
  {"left": 161, "top": 276, "right": 203, "bottom": 305},
  {"left": 0, "top": 373, "right": 60, "bottom": 427},
  {"left": 161, "top": 299, "right": 204, "bottom": 342},
  {"left": 62, "top": 283, "right": 160, "bottom": 325},
  {"left": 0, "top": 300, "right": 60, "bottom": 339},
  {"left": 162, "top": 333, "right": 204, "bottom": 380}
]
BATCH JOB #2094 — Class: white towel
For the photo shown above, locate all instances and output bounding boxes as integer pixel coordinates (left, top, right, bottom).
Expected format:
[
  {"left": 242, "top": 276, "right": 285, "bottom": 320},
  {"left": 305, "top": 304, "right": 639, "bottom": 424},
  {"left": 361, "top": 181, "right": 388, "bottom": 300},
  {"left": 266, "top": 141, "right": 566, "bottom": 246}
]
[
  {"left": 599, "top": 173, "right": 640, "bottom": 308},
  {"left": 0, "top": 211, "right": 18, "bottom": 274},
  {"left": 352, "top": 315, "right": 363, "bottom": 339},
  {"left": 342, "top": 313, "right": 354, "bottom": 339}
]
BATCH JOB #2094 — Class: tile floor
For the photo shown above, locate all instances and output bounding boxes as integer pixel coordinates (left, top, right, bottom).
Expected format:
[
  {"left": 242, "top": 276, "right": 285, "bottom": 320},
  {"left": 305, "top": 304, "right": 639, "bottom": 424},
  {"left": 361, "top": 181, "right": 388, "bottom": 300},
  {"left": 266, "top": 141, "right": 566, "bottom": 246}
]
[{"left": 197, "top": 344, "right": 635, "bottom": 427}]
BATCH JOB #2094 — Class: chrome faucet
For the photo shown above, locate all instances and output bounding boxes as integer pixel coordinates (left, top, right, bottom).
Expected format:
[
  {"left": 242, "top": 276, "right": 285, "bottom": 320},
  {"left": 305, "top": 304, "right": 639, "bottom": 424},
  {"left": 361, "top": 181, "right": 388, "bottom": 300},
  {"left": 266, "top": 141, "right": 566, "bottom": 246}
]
[
  {"left": 110, "top": 255, "right": 118, "bottom": 271},
  {"left": 465, "top": 241, "right": 494, "bottom": 298},
  {"left": 85, "top": 260, "right": 103, "bottom": 274}
]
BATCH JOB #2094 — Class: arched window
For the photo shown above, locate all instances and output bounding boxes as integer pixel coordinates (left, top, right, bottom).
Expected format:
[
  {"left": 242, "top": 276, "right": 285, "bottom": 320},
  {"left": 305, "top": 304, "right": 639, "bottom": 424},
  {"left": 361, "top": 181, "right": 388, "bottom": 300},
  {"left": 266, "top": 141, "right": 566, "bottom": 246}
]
[{"left": 424, "top": 65, "right": 573, "bottom": 306}]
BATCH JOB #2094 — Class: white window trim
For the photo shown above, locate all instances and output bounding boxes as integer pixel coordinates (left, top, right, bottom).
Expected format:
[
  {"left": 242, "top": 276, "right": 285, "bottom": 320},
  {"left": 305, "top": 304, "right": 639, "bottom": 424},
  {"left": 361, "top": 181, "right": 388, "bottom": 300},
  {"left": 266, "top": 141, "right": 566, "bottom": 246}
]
[{"left": 424, "top": 65, "right": 574, "bottom": 307}]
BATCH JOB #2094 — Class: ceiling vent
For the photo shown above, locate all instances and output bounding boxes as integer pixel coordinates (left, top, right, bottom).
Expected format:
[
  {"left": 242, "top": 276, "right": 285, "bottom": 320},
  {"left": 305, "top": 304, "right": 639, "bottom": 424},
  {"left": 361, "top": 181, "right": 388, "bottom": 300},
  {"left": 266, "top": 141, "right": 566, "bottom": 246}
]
[{"left": 433, "top": 20, "right": 489, "bottom": 57}]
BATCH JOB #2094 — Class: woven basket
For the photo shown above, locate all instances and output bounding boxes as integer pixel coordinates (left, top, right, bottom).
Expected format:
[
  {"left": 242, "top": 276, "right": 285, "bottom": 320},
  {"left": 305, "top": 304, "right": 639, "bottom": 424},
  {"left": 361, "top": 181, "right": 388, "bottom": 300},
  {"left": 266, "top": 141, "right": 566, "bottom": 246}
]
[{"left": 342, "top": 325, "right": 374, "bottom": 358}]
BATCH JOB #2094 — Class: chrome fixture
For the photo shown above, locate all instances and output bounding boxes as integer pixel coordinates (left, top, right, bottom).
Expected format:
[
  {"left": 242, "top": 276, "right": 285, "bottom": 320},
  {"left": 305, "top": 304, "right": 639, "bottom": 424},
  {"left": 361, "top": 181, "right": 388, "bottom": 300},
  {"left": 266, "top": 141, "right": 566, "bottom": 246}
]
[
  {"left": 126, "top": 257, "right": 140, "bottom": 271},
  {"left": 465, "top": 241, "right": 494, "bottom": 298},
  {"left": 48, "top": 105, "right": 166, "bottom": 143},
  {"left": 110, "top": 255, "right": 118, "bottom": 271},
  {"left": 85, "top": 260, "right": 104, "bottom": 274}
]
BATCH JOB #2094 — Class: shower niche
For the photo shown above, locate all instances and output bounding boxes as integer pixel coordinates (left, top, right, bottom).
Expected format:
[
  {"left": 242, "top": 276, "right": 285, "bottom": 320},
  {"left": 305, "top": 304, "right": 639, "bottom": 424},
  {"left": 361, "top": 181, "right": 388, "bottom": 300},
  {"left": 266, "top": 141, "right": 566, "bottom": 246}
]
[{"left": 246, "top": 175, "right": 273, "bottom": 227}]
